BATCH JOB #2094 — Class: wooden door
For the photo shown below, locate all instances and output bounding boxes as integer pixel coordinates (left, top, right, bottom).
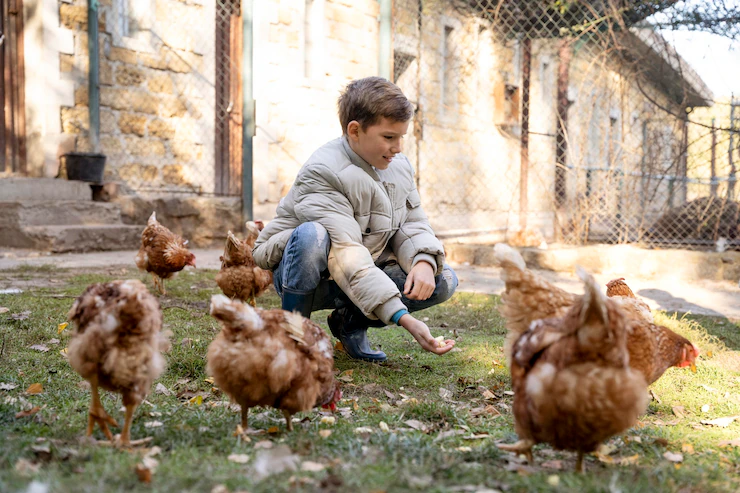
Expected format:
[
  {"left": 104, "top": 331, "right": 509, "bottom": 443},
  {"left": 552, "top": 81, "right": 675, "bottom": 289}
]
[{"left": 0, "top": 0, "right": 25, "bottom": 174}]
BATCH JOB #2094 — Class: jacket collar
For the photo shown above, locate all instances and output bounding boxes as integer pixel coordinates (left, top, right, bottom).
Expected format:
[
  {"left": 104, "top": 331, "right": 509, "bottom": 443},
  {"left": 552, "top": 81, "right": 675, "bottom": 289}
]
[{"left": 341, "top": 136, "right": 381, "bottom": 182}]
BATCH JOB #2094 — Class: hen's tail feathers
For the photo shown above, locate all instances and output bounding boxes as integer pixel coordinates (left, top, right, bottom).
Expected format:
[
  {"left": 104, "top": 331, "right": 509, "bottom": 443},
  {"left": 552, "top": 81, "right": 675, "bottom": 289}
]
[
  {"left": 148, "top": 211, "right": 157, "bottom": 225},
  {"left": 282, "top": 311, "right": 308, "bottom": 346},
  {"left": 494, "top": 243, "right": 527, "bottom": 274},
  {"left": 576, "top": 266, "right": 609, "bottom": 328},
  {"left": 210, "top": 295, "right": 264, "bottom": 332}
]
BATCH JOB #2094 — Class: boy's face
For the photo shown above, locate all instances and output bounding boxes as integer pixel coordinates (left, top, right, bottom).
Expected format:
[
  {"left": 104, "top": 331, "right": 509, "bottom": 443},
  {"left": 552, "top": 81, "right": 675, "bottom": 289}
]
[{"left": 347, "top": 117, "right": 410, "bottom": 170}]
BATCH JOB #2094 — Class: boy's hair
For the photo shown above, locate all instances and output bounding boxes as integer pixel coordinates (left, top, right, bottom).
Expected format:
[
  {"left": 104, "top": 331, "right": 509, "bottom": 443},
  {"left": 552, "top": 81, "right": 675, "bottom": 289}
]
[{"left": 338, "top": 77, "right": 413, "bottom": 135}]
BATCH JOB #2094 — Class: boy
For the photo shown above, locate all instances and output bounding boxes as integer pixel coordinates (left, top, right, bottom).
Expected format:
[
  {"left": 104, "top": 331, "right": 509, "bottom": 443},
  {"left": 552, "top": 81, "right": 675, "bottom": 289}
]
[{"left": 253, "top": 77, "right": 458, "bottom": 362}]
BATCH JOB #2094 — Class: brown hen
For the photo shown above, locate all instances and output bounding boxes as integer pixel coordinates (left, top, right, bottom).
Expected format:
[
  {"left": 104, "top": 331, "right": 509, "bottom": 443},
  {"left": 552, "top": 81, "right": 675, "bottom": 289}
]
[
  {"left": 605, "top": 277, "right": 653, "bottom": 323},
  {"left": 494, "top": 244, "right": 698, "bottom": 385},
  {"left": 206, "top": 295, "right": 341, "bottom": 433},
  {"left": 498, "top": 268, "right": 649, "bottom": 472},
  {"left": 67, "top": 280, "right": 170, "bottom": 445},
  {"left": 135, "top": 211, "right": 196, "bottom": 294},
  {"left": 215, "top": 222, "right": 273, "bottom": 306}
]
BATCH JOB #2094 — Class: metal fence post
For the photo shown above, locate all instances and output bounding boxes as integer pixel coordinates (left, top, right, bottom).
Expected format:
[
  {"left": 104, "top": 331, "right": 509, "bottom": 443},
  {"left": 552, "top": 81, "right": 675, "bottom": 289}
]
[
  {"left": 88, "top": 0, "right": 100, "bottom": 152},
  {"left": 242, "top": 0, "right": 255, "bottom": 223}
]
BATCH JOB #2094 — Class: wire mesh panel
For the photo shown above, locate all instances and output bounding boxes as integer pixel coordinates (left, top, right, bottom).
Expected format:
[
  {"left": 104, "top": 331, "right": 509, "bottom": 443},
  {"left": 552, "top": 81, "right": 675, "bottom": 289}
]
[
  {"left": 60, "top": 0, "right": 243, "bottom": 196},
  {"left": 392, "top": 0, "right": 736, "bottom": 249}
]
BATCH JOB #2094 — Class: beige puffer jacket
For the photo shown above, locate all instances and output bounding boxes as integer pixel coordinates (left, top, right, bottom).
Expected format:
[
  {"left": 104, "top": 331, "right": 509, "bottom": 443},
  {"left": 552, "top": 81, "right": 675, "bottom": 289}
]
[{"left": 253, "top": 136, "right": 445, "bottom": 324}]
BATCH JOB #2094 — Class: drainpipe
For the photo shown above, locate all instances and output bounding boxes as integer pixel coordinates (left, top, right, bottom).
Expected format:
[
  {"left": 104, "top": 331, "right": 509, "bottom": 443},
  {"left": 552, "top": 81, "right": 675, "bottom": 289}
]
[
  {"left": 88, "top": 0, "right": 100, "bottom": 152},
  {"left": 242, "top": 0, "right": 255, "bottom": 222},
  {"left": 378, "top": 0, "right": 392, "bottom": 80}
]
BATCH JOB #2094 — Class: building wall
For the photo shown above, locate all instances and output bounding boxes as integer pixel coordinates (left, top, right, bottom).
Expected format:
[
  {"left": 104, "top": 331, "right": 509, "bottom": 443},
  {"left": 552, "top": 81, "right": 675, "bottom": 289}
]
[
  {"left": 23, "top": 0, "right": 75, "bottom": 177},
  {"left": 58, "top": 0, "right": 215, "bottom": 192},
  {"left": 252, "top": 0, "right": 381, "bottom": 220}
]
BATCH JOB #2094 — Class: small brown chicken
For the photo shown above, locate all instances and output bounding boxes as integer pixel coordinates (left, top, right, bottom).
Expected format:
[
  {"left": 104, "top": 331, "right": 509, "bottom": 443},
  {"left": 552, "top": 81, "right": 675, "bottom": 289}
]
[
  {"left": 206, "top": 295, "right": 341, "bottom": 433},
  {"left": 135, "top": 211, "right": 196, "bottom": 294},
  {"left": 495, "top": 244, "right": 699, "bottom": 385},
  {"left": 498, "top": 268, "right": 649, "bottom": 472},
  {"left": 67, "top": 280, "right": 170, "bottom": 445},
  {"left": 605, "top": 277, "right": 653, "bottom": 323},
  {"left": 493, "top": 243, "right": 576, "bottom": 366},
  {"left": 215, "top": 221, "right": 273, "bottom": 306}
]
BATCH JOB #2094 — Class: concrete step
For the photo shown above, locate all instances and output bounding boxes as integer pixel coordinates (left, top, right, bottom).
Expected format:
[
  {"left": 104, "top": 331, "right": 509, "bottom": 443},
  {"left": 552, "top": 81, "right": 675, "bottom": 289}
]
[
  {"left": 0, "top": 177, "right": 92, "bottom": 201},
  {"left": 16, "top": 225, "right": 142, "bottom": 253},
  {"left": 0, "top": 201, "right": 123, "bottom": 227}
]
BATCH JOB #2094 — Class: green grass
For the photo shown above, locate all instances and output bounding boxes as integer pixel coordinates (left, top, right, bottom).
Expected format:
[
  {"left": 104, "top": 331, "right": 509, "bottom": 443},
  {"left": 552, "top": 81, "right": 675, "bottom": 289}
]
[{"left": 1, "top": 267, "right": 740, "bottom": 492}]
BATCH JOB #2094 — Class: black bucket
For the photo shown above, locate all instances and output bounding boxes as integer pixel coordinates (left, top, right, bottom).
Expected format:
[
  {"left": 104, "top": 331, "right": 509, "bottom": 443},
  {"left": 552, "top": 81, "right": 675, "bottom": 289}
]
[{"left": 63, "top": 152, "right": 106, "bottom": 184}]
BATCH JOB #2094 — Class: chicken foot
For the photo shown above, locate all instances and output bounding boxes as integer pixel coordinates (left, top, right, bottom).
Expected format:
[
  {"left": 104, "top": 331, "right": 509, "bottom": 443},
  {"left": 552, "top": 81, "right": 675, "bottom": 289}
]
[
  {"left": 497, "top": 439, "right": 535, "bottom": 464},
  {"left": 86, "top": 379, "right": 118, "bottom": 441},
  {"left": 283, "top": 410, "right": 294, "bottom": 432}
]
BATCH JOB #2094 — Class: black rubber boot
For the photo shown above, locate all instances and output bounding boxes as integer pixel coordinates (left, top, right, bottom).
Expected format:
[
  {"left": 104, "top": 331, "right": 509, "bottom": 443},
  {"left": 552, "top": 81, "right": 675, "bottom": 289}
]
[
  {"left": 281, "top": 290, "right": 315, "bottom": 318},
  {"left": 327, "top": 308, "right": 387, "bottom": 362}
]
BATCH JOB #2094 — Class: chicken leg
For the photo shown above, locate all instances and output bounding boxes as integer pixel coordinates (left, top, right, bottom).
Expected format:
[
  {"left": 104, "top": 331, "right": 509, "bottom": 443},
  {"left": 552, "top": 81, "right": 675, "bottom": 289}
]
[
  {"left": 86, "top": 378, "right": 118, "bottom": 440},
  {"left": 241, "top": 406, "right": 249, "bottom": 430},
  {"left": 119, "top": 401, "right": 138, "bottom": 446},
  {"left": 575, "top": 451, "right": 585, "bottom": 473},
  {"left": 283, "top": 410, "right": 294, "bottom": 432},
  {"left": 497, "top": 439, "right": 535, "bottom": 464}
]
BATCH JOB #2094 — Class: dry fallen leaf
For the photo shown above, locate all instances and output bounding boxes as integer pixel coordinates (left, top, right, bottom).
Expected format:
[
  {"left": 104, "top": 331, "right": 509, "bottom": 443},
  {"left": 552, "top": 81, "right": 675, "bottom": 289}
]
[
  {"left": 672, "top": 406, "right": 687, "bottom": 418},
  {"left": 227, "top": 454, "right": 250, "bottom": 464},
  {"left": 320, "top": 416, "right": 336, "bottom": 426},
  {"left": 15, "top": 406, "right": 41, "bottom": 418},
  {"left": 301, "top": 461, "right": 326, "bottom": 472},
  {"left": 404, "top": 419, "right": 428, "bottom": 432},
  {"left": 663, "top": 451, "right": 683, "bottom": 463},
  {"left": 541, "top": 460, "right": 563, "bottom": 470},
  {"left": 267, "top": 426, "right": 280, "bottom": 434},
  {"left": 319, "top": 429, "right": 332, "bottom": 438},
  {"left": 155, "top": 383, "right": 173, "bottom": 396},
  {"left": 701, "top": 416, "right": 739, "bottom": 428},
  {"left": 682, "top": 443, "right": 695, "bottom": 454},
  {"left": 14, "top": 458, "right": 41, "bottom": 475},
  {"left": 252, "top": 445, "right": 299, "bottom": 480},
  {"left": 26, "top": 383, "right": 43, "bottom": 395},
  {"left": 188, "top": 395, "right": 203, "bottom": 406},
  {"left": 718, "top": 438, "right": 740, "bottom": 447},
  {"left": 12, "top": 311, "right": 31, "bottom": 321},
  {"left": 379, "top": 421, "right": 390, "bottom": 432},
  {"left": 0, "top": 307, "right": 9, "bottom": 314},
  {"left": 135, "top": 464, "right": 153, "bottom": 483},
  {"left": 204, "top": 377, "right": 215, "bottom": 384},
  {"left": 57, "top": 323, "right": 68, "bottom": 334},
  {"left": 254, "top": 440, "right": 273, "bottom": 449},
  {"left": 547, "top": 475, "right": 560, "bottom": 486},
  {"left": 0, "top": 383, "right": 18, "bottom": 391},
  {"left": 144, "top": 421, "right": 163, "bottom": 428}
]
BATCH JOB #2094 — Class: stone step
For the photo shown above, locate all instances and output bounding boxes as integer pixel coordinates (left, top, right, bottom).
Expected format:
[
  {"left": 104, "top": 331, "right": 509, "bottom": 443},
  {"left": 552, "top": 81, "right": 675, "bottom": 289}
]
[
  {"left": 0, "top": 201, "right": 123, "bottom": 227},
  {"left": 0, "top": 177, "right": 92, "bottom": 201},
  {"left": 15, "top": 225, "right": 142, "bottom": 253}
]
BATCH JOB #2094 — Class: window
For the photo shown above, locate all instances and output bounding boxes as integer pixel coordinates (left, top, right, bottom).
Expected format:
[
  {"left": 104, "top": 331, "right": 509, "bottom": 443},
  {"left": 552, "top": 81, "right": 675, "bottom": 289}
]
[{"left": 112, "top": 0, "right": 155, "bottom": 51}]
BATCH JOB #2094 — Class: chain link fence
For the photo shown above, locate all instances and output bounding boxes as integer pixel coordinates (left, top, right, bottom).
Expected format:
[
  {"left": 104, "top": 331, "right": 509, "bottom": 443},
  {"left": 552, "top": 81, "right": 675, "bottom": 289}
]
[
  {"left": 61, "top": 0, "right": 243, "bottom": 196},
  {"left": 392, "top": 0, "right": 739, "bottom": 250}
]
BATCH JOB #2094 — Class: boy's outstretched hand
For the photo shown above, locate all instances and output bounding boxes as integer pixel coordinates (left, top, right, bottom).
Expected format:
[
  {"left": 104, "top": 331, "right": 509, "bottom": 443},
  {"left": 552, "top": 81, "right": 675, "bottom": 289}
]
[
  {"left": 403, "top": 261, "right": 436, "bottom": 301},
  {"left": 399, "top": 314, "right": 456, "bottom": 355}
]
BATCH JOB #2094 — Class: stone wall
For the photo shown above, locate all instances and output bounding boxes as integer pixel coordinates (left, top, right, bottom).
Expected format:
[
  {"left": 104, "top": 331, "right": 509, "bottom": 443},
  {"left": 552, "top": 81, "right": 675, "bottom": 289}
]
[
  {"left": 59, "top": 0, "right": 215, "bottom": 193},
  {"left": 252, "top": 0, "right": 381, "bottom": 220}
]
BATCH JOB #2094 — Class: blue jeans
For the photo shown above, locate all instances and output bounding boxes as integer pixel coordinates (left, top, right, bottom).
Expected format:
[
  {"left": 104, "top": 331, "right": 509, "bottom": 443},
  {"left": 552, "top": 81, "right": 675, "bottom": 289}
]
[{"left": 273, "top": 222, "right": 458, "bottom": 321}]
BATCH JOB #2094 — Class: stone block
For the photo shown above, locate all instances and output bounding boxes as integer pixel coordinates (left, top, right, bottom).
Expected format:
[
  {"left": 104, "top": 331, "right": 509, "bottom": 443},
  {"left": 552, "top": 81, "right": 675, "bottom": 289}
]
[
  {"left": 100, "top": 60, "right": 113, "bottom": 85},
  {"left": 60, "top": 54, "right": 74, "bottom": 73},
  {"left": 139, "top": 53, "right": 169, "bottom": 70},
  {"left": 108, "top": 47, "right": 137, "bottom": 64},
  {"left": 159, "top": 96, "right": 188, "bottom": 118},
  {"left": 101, "top": 110, "right": 117, "bottom": 134},
  {"left": 74, "top": 86, "right": 88, "bottom": 106},
  {"left": 162, "top": 164, "right": 192, "bottom": 185},
  {"left": 100, "top": 136, "right": 124, "bottom": 154},
  {"left": 125, "top": 136, "right": 166, "bottom": 156},
  {"left": 118, "top": 113, "right": 147, "bottom": 136},
  {"left": 115, "top": 65, "right": 145, "bottom": 86},
  {"left": 148, "top": 119, "right": 175, "bottom": 139},
  {"left": 61, "top": 107, "right": 90, "bottom": 134},
  {"left": 117, "top": 163, "right": 159, "bottom": 182},
  {"left": 60, "top": 4, "right": 87, "bottom": 29},
  {"left": 148, "top": 73, "right": 174, "bottom": 93}
]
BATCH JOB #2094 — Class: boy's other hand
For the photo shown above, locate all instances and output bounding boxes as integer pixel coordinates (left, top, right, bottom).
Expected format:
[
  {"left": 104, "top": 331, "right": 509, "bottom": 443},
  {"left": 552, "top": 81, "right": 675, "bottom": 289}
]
[
  {"left": 403, "top": 261, "right": 436, "bottom": 301},
  {"left": 399, "top": 315, "right": 456, "bottom": 355}
]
